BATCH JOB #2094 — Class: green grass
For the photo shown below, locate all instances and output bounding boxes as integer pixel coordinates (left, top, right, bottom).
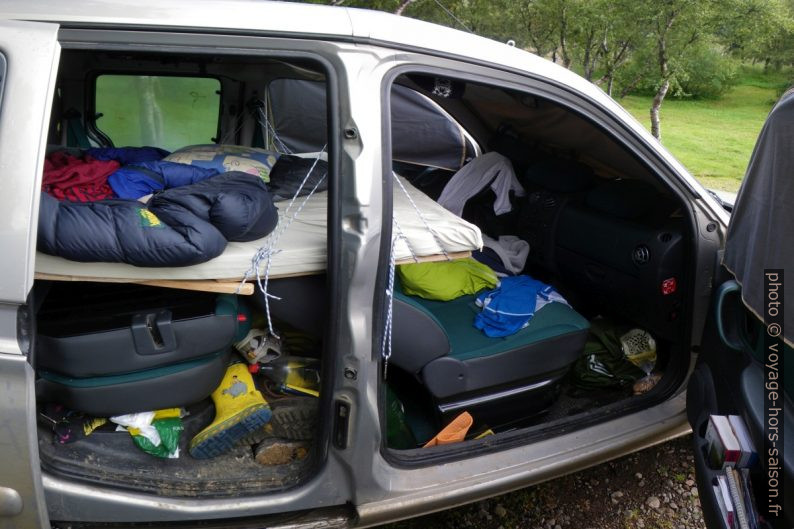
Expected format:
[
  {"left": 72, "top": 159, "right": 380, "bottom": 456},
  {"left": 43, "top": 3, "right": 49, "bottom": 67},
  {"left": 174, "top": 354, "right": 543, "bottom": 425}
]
[{"left": 617, "top": 66, "right": 790, "bottom": 192}]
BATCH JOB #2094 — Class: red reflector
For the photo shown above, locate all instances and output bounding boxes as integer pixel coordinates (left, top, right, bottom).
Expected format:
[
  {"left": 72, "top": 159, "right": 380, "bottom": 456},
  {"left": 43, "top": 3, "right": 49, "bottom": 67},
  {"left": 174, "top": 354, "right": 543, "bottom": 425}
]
[
  {"left": 661, "top": 277, "right": 677, "bottom": 295},
  {"left": 237, "top": 313, "right": 248, "bottom": 322}
]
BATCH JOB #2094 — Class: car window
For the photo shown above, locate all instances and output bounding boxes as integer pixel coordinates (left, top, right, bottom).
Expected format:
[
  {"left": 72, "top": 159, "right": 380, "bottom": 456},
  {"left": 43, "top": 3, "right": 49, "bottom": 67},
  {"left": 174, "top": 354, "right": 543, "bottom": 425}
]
[
  {"left": 95, "top": 75, "right": 220, "bottom": 151},
  {"left": 267, "top": 78, "right": 476, "bottom": 170}
]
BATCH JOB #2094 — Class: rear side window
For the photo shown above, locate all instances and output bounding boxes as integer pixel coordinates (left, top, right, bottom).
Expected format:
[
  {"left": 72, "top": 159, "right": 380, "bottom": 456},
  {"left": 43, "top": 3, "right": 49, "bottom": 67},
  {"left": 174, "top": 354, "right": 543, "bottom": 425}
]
[{"left": 95, "top": 75, "right": 220, "bottom": 151}]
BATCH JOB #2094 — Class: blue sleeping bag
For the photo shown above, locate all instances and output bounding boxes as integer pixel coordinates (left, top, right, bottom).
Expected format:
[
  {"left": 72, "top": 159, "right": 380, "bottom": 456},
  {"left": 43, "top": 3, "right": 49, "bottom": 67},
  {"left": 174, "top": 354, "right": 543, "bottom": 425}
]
[
  {"left": 87, "top": 146, "right": 170, "bottom": 165},
  {"left": 108, "top": 161, "right": 219, "bottom": 199},
  {"left": 38, "top": 172, "right": 279, "bottom": 267}
]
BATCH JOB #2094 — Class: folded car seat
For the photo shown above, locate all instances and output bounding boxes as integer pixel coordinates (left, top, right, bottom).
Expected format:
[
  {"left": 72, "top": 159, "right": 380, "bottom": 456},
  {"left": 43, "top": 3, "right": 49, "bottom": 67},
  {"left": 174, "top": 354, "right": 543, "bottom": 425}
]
[
  {"left": 35, "top": 282, "right": 249, "bottom": 416},
  {"left": 391, "top": 279, "right": 590, "bottom": 422}
]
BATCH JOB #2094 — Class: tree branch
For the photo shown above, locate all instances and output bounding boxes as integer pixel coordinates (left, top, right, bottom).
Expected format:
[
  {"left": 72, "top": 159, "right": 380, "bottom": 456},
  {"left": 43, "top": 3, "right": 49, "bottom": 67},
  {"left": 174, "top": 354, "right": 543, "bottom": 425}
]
[{"left": 394, "top": 0, "right": 417, "bottom": 16}]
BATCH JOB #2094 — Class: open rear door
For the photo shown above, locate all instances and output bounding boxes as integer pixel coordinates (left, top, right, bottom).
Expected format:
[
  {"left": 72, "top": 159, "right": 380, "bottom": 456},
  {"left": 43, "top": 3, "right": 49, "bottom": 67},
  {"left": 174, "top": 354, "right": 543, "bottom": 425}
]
[
  {"left": 0, "top": 19, "right": 60, "bottom": 529},
  {"left": 687, "top": 92, "right": 793, "bottom": 529}
]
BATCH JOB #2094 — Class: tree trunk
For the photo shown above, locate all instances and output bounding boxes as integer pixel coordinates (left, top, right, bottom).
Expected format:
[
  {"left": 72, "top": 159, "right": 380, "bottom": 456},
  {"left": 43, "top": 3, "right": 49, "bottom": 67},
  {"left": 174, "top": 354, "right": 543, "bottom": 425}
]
[
  {"left": 606, "top": 75, "right": 614, "bottom": 97},
  {"left": 558, "top": 4, "right": 571, "bottom": 68},
  {"left": 650, "top": 78, "right": 669, "bottom": 141},
  {"left": 394, "top": 0, "right": 416, "bottom": 16}
]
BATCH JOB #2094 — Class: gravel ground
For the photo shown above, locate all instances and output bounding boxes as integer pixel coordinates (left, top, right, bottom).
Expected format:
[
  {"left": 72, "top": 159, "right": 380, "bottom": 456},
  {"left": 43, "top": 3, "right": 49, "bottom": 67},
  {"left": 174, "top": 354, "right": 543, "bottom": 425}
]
[{"left": 382, "top": 434, "right": 704, "bottom": 529}]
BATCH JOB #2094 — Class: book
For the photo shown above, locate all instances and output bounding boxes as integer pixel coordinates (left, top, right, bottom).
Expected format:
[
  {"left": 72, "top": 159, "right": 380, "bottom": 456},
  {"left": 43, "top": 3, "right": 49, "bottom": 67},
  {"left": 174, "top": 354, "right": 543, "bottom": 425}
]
[
  {"left": 714, "top": 482, "right": 730, "bottom": 528},
  {"left": 717, "top": 475, "right": 736, "bottom": 528},
  {"left": 706, "top": 415, "right": 742, "bottom": 468},
  {"left": 728, "top": 415, "right": 759, "bottom": 467},
  {"left": 726, "top": 468, "right": 750, "bottom": 529},
  {"left": 738, "top": 468, "right": 760, "bottom": 529}
]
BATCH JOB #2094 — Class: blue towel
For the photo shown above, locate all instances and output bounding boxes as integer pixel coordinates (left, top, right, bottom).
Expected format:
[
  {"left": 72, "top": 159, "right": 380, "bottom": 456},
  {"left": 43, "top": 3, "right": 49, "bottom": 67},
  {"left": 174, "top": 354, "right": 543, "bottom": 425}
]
[
  {"left": 108, "top": 161, "right": 219, "bottom": 199},
  {"left": 474, "top": 275, "right": 568, "bottom": 337}
]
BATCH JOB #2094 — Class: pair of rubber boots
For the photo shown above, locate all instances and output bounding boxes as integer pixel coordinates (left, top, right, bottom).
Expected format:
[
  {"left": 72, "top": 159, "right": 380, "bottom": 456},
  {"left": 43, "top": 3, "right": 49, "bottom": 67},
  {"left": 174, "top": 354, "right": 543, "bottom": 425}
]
[{"left": 189, "top": 362, "right": 272, "bottom": 459}]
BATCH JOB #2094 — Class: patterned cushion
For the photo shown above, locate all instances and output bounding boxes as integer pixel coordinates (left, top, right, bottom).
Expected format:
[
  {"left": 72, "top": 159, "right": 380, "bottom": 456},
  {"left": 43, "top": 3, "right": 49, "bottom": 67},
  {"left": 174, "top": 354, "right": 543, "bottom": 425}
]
[{"left": 165, "top": 144, "right": 278, "bottom": 182}]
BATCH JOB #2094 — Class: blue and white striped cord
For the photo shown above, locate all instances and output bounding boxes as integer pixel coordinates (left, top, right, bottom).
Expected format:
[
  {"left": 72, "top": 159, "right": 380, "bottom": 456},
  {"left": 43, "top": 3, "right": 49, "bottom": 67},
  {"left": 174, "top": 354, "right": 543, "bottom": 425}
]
[
  {"left": 239, "top": 148, "right": 327, "bottom": 339},
  {"left": 382, "top": 173, "right": 457, "bottom": 378},
  {"left": 381, "top": 235, "right": 396, "bottom": 379},
  {"left": 381, "top": 219, "right": 416, "bottom": 379}
]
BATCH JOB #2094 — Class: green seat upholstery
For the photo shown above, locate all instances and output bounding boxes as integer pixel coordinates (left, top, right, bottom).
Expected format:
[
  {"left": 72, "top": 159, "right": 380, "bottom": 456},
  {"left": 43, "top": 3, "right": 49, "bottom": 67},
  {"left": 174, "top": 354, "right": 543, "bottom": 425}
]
[{"left": 392, "top": 279, "right": 590, "bottom": 400}]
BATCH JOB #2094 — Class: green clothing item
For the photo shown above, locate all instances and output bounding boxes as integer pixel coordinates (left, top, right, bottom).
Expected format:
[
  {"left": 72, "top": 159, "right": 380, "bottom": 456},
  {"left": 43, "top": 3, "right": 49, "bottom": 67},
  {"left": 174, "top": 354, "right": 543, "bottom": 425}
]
[
  {"left": 385, "top": 386, "right": 417, "bottom": 450},
  {"left": 397, "top": 258, "right": 498, "bottom": 301},
  {"left": 571, "top": 318, "right": 646, "bottom": 389}
]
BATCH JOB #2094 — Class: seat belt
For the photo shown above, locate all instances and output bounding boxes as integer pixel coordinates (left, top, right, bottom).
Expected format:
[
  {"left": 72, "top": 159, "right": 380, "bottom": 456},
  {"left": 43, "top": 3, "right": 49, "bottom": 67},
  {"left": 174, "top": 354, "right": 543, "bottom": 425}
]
[{"left": 63, "top": 108, "right": 91, "bottom": 149}]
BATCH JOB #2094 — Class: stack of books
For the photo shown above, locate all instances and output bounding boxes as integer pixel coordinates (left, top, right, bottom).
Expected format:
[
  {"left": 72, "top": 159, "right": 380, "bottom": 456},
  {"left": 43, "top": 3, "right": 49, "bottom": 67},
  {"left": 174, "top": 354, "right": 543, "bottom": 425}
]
[
  {"left": 706, "top": 414, "right": 758, "bottom": 469},
  {"left": 705, "top": 414, "right": 765, "bottom": 529}
]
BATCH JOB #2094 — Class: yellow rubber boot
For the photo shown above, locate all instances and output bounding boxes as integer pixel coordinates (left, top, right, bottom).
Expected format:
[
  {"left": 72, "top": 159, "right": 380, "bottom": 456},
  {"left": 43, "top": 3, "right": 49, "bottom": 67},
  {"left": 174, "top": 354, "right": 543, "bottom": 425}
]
[{"left": 189, "top": 363, "right": 272, "bottom": 459}]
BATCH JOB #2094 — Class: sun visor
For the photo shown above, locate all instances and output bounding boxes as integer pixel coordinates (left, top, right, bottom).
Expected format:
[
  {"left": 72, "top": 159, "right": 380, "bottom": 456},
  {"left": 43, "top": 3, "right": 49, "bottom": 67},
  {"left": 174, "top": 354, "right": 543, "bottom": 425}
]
[
  {"left": 267, "top": 79, "right": 468, "bottom": 170},
  {"left": 723, "top": 89, "right": 794, "bottom": 346}
]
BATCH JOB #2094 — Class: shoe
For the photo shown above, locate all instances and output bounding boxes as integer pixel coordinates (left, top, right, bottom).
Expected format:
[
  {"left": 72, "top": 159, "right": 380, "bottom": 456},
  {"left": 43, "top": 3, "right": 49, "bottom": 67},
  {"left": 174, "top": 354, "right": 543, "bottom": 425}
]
[
  {"left": 423, "top": 411, "right": 473, "bottom": 447},
  {"left": 189, "top": 363, "right": 272, "bottom": 459},
  {"left": 254, "top": 438, "right": 310, "bottom": 466},
  {"left": 238, "top": 396, "right": 318, "bottom": 446}
]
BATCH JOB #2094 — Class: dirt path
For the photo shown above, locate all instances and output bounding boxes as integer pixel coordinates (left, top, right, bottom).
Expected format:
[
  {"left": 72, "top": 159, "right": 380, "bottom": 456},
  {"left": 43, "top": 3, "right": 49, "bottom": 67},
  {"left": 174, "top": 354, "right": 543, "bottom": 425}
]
[{"left": 383, "top": 434, "right": 704, "bottom": 529}]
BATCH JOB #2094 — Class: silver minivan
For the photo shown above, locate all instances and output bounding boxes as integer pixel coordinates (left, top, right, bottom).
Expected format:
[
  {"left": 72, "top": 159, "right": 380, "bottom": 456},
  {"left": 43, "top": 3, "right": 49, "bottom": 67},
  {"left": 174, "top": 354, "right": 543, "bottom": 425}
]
[{"left": 0, "top": 2, "right": 790, "bottom": 528}]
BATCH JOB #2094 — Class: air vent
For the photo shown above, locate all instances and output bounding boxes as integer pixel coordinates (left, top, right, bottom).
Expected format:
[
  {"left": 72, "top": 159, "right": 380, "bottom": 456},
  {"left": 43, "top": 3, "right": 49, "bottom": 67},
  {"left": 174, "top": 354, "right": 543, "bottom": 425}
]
[
  {"left": 659, "top": 232, "right": 672, "bottom": 243},
  {"left": 632, "top": 245, "right": 651, "bottom": 265}
]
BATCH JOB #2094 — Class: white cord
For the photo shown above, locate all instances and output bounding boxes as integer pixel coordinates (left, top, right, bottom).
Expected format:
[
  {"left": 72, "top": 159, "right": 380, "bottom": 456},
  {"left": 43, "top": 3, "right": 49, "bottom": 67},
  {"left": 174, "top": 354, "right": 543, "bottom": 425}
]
[
  {"left": 239, "top": 147, "right": 327, "bottom": 338},
  {"left": 256, "top": 106, "right": 294, "bottom": 155},
  {"left": 391, "top": 172, "right": 451, "bottom": 261}
]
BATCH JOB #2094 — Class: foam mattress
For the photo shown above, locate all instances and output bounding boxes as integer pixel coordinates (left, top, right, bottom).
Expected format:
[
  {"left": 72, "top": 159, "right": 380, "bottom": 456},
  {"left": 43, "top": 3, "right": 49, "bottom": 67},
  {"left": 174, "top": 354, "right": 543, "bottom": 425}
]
[{"left": 35, "top": 176, "right": 483, "bottom": 281}]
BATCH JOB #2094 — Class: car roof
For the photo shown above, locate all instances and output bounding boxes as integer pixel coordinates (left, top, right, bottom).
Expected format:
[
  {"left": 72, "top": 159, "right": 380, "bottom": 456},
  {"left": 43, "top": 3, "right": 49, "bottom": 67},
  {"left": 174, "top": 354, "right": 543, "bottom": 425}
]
[
  {"left": 2, "top": 0, "right": 591, "bottom": 99},
  {"left": 0, "top": 0, "right": 716, "bottom": 208}
]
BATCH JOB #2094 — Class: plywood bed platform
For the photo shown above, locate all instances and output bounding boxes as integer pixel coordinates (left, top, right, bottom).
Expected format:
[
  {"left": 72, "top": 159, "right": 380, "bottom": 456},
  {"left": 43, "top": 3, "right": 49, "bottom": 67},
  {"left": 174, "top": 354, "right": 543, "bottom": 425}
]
[
  {"left": 34, "top": 250, "right": 472, "bottom": 295},
  {"left": 34, "top": 176, "right": 481, "bottom": 295}
]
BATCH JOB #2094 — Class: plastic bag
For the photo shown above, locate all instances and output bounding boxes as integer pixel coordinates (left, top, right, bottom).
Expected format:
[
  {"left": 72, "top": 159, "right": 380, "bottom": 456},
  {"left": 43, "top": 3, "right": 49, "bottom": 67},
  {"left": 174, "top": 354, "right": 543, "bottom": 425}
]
[
  {"left": 111, "top": 408, "right": 183, "bottom": 459},
  {"left": 620, "top": 328, "right": 657, "bottom": 375},
  {"left": 131, "top": 417, "right": 183, "bottom": 459}
]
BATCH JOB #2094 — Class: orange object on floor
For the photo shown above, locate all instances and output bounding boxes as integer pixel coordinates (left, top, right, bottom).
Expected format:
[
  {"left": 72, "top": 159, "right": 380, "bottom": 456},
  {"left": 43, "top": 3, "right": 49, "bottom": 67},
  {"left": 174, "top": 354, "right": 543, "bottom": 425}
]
[{"left": 423, "top": 411, "right": 474, "bottom": 447}]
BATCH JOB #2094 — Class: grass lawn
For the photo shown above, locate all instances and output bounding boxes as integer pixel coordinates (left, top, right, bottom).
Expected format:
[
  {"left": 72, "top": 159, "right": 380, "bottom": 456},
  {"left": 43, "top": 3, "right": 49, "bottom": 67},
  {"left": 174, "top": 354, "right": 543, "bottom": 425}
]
[{"left": 617, "top": 67, "right": 790, "bottom": 192}]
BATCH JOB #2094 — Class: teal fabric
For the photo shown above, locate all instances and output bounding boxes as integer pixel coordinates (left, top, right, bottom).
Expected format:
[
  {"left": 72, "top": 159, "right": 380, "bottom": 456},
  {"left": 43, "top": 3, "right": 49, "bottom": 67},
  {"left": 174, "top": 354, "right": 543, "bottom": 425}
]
[
  {"left": 39, "top": 351, "right": 226, "bottom": 388},
  {"left": 394, "top": 280, "right": 589, "bottom": 362}
]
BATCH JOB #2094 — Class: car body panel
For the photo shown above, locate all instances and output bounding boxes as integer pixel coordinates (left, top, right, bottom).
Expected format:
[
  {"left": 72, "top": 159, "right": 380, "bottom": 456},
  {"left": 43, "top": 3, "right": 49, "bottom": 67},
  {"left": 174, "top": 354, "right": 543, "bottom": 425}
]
[
  {"left": 0, "top": 3, "right": 764, "bottom": 528},
  {"left": 0, "top": 19, "right": 60, "bottom": 304},
  {"left": 0, "top": 19, "right": 60, "bottom": 529},
  {"left": 356, "top": 391, "right": 690, "bottom": 526}
]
